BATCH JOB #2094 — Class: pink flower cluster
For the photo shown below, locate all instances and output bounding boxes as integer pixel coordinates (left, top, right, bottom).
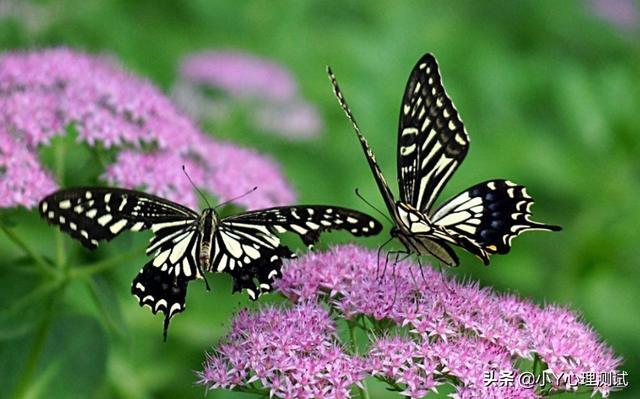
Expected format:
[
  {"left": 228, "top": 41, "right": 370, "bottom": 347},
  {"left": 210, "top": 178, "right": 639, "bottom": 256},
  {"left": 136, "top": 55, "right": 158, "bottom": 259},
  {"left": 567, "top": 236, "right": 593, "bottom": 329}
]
[
  {"left": 0, "top": 134, "right": 56, "bottom": 208},
  {"left": 274, "top": 245, "right": 622, "bottom": 398},
  {"left": 589, "top": 0, "right": 638, "bottom": 29},
  {"left": 0, "top": 48, "right": 295, "bottom": 209},
  {"left": 198, "top": 302, "right": 365, "bottom": 399},
  {"left": 174, "top": 50, "right": 322, "bottom": 139}
]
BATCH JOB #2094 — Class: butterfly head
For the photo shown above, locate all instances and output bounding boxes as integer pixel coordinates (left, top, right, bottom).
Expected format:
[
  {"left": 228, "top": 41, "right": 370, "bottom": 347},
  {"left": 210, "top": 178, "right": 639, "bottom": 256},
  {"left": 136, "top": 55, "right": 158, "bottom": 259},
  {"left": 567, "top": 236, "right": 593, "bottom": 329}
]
[{"left": 395, "top": 202, "right": 433, "bottom": 236}]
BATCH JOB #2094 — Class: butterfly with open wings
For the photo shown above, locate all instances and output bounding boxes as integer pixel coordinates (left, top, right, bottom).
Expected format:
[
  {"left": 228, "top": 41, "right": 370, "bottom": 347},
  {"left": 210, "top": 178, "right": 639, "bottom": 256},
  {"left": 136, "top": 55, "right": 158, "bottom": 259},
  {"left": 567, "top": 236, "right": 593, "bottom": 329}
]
[
  {"left": 39, "top": 187, "right": 382, "bottom": 339},
  {"left": 327, "top": 53, "right": 560, "bottom": 267}
]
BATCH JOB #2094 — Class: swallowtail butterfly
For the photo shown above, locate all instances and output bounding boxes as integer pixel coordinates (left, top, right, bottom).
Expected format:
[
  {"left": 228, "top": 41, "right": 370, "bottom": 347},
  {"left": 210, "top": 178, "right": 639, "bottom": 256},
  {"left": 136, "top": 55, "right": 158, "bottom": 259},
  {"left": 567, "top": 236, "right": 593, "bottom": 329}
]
[
  {"left": 327, "top": 53, "right": 560, "bottom": 267},
  {"left": 39, "top": 187, "right": 382, "bottom": 338}
]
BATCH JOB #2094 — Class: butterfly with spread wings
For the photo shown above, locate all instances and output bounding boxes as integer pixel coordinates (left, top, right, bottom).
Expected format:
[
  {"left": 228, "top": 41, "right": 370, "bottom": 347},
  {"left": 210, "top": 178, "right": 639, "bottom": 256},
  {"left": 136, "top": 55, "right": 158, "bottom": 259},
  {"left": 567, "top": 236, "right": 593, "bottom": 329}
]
[
  {"left": 39, "top": 187, "right": 382, "bottom": 339},
  {"left": 326, "top": 53, "right": 560, "bottom": 267}
]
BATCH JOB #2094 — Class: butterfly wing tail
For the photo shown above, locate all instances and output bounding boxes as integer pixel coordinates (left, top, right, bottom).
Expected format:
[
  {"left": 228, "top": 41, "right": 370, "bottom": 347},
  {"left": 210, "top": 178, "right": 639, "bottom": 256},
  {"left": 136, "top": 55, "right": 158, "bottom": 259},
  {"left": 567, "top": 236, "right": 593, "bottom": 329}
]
[
  {"left": 131, "top": 263, "right": 189, "bottom": 341},
  {"left": 432, "top": 179, "right": 561, "bottom": 258}
]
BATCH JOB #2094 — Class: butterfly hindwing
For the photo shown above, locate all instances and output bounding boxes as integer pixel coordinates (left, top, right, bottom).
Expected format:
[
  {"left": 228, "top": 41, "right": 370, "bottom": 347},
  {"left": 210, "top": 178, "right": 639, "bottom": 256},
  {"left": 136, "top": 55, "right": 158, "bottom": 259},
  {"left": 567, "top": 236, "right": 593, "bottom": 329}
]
[
  {"left": 398, "top": 53, "right": 469, "bottom": 213},
  {"left": 431, "top": 180, "right": 561, "bottom": 255},
  {"left": 218, "top": 206, "right": 382, "bottom": 297},
  {"left": 39, "top": 187, "right": 198, "bottom": 249},
  {"left": 132, "top": 262, "right": 191, "bottom": 341}
]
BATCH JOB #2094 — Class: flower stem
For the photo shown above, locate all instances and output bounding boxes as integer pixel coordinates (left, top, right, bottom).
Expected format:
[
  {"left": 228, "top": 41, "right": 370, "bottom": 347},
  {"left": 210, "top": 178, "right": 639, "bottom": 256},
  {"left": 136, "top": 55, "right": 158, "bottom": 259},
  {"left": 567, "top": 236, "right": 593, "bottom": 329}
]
[
  {"left": 347, "top": 319, "right": 371, "bottom": 399},
  {"left": 69, "top": 247, "right": 144, "bottom": 279},
  {"left": 10, "top": 289, "right": 62, "bottom": 399},
  {"left": 85, "top": 278, "right": 123, "bottom": 336},
  {"left": 0, "top": 220, "right": 58, "bottom": 278}
]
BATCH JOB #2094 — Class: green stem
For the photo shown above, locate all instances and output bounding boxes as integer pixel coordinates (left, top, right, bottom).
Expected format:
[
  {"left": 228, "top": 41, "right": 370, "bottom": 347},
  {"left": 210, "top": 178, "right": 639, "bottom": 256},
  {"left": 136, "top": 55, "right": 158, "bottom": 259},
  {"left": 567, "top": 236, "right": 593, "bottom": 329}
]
[
  {"left": 533, "top": 353, "right": 541, "bottom": 375},
  {"left": 347, "top": 319, "right": 371, "bottom": 399},
  {"left": 91, "top": 146, "right": 109, "bottom": 171},
  {"left": 0, "top": 220, "right": 58, "bottom": 278},
  {"left": 1, "top": 279, "right": 62, "bottom": 320},
  {"left": 69, "top": 247, "right": 144, "bottom": 279},
  {"left": 10, "top": 289, "right": 62, "bottom": 399},
  {"left": 234, "top": 385, "right": 270, "bottom": 396},
  {"left": 85, "top": 278, "right": 123, "bottom": 336}
]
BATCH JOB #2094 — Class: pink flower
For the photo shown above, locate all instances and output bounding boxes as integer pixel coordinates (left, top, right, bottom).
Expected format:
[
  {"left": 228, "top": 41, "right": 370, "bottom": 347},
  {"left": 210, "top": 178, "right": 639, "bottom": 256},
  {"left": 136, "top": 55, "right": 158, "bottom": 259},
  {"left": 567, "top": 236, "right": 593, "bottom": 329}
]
[
  {"left": 276, "top": 244, "right": 622, "bottom": 397},
  {"left": 105, "top": 139, "right": 295, "bottom": 210},
  {"left": 198, "top": 303, "right": 366, "bottom": 399},
  {"left": 174, "top": 50, "right": 322, "bottom": 139},
  {"left": 180, "top": 51, "right": 298, "bottom": 102},
  {"left": 0, "top": 48, "right": 201, "bottom": 149},
  {"left": 1, "top": 48, "right": 296, "bottom": 209},
  {"left": 0, "top": 133, "right": 56, "bottom": 208},
  {"left": 589, "top": 0, "right": 638, "bottom": 29}
]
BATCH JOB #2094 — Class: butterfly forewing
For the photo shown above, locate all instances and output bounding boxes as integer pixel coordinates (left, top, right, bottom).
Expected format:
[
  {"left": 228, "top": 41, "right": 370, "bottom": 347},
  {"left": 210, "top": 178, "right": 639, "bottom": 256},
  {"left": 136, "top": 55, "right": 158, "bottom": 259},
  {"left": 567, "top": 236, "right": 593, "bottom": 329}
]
[
  {"left": 224, "top": 205, "right": 383, "bottom": 246},
  {"left": 398, "top": 54, "right": 469, "bottom": 213},
  {"left": 39, "top": 187, "right": 198, "bottom": 249},
  {"left": 40, "top": 187, "right": 202, "bottom": 339},
  {"left": 431, "top": 180, "right": 561, "bottom": 255},
  {"left": 328, "top": 53, "right": 560, "bottom": 267},
  {"left": 327, "top": 68, "right": 398, "bottom": 217}
]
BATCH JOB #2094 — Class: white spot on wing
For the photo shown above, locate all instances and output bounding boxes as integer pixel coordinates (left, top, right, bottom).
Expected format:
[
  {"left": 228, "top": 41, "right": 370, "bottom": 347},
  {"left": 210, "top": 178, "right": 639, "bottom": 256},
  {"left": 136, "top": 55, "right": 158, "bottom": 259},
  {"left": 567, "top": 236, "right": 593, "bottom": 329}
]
[
  {"left": 97, "top": 214, "right": 113, "bottom": 226},
  {"left": 59, "top": 200, "right": 71, "bottom": 209},
  {"left": 130, "top": 221, "right": 145, "bottom": 231},
  {"left": 220, "top": 231, "right": 242, "bottom": 258},
  {"left": 110, "top": 219, "right": 128, "bottom": 234},
  {"left": 153, "top": 250, "right": 170, "bottom": 267},
  {"left": 290, "top": 225, "right": 308, "bottom": 235},
  {"left": 169, "top": 232, "right": 194, "bottom": 264}
]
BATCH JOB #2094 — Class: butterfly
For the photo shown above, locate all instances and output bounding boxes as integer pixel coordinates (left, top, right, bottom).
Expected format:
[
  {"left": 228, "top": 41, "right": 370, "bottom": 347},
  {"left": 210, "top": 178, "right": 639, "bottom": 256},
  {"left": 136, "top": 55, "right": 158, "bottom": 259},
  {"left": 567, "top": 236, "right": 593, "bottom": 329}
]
[
  {"left": 326, "top": 53, "right": 560, "bottom": 267},
  {"left": 39, "top": 187, "right": 382, "bottom": 339}
]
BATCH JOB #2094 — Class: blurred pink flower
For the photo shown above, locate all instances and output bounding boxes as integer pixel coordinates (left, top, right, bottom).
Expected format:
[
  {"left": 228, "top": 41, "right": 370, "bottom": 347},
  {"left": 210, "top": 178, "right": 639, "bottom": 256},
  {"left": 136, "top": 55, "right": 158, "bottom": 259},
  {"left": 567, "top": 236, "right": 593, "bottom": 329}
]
[
  {"left": 0, "top": 133, "right": 56, "bottom": 208},
  {"left": 175, "top": 50, "right": 322, "bottom": 139},
  {"left": 0, "top": 47, "right": 201, "bottom": 149},
  {"left": 589, "top": 0, "right": 638, "bottom": 29},
  {"left": 254, "top": 102, "right": 323, "bottom": 140},
  {"left": 180, "top": 51, "right": 298, "bottom": 102},
  {"left": 1, "top": 48, "right": 296, "bottom": 209},
  {"left": 106, "top": 140, "right": 295, "bottom": 210}
]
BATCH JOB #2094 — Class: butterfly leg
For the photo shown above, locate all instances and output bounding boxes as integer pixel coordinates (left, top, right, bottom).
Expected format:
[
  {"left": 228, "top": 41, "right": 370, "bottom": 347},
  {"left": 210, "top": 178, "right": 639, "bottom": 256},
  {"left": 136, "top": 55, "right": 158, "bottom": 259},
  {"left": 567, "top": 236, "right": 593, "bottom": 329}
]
[
  {"left": 406, "top": 259, "right": 423, "bottom": 313},
  {"left": 376, "top": 237, "right": 393, "bottom": 280},
  {"left": 433, "top": 260, "right": 452, "bottom": 293},
  {"left": 417, "top": 256, "right": 428, "bottom": 286},
  {"left": 388, "top": 250, "right": 412, "bottom": 311},
  {"left": 381, "top": 249, "right": 396, "bottom": 280},
  {"left": 196, "top": 263, "right": 211, "bottom": 291}
]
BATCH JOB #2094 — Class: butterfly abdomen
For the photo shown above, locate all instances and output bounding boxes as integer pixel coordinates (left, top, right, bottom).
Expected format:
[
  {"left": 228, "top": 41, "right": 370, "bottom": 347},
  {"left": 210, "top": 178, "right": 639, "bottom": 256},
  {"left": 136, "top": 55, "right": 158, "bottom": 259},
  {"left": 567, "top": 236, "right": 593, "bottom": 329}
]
[{"left": 198, "top": 209, "right": 218, "bottom": 271}]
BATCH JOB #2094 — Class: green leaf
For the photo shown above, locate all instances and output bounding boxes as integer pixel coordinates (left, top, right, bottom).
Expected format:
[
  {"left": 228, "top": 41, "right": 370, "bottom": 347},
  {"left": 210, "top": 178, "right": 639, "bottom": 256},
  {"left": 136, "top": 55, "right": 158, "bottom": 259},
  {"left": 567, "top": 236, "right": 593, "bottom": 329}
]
[{"left": 20, "top": 314, "right": 109, "bottom": 399}]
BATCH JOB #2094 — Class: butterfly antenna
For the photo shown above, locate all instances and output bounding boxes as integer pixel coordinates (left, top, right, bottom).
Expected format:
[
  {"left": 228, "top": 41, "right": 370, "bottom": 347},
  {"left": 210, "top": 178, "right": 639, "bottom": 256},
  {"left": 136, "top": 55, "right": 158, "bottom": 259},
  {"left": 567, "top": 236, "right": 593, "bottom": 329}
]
[
  {"left": 214, "top": 187, "right": 258, "bottom": 210},
  {"left": 355, "top": 188, "right": 393, "bottom": 224},
  {"left": 182, "top": 165, "right": 212, "bottom": 208}
]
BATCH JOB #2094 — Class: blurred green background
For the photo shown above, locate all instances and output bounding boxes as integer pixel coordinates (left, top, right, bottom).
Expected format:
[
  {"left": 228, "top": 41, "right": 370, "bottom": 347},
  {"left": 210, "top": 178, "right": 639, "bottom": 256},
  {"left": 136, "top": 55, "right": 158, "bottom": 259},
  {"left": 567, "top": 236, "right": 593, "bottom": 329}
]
[{"left": 1, "top": 0, "right": 638, "bottom": 398}]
